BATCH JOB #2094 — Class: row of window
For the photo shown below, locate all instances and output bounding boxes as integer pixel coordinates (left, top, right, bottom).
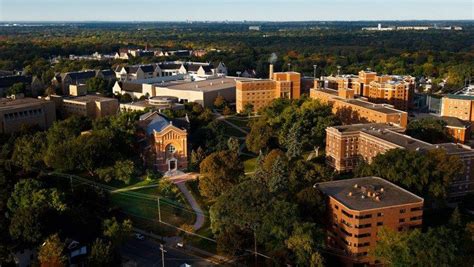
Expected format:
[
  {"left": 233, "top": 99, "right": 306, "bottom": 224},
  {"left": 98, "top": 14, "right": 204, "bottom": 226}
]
[{"left": 3, "top": 108, "right": 43, "bottom": 121}]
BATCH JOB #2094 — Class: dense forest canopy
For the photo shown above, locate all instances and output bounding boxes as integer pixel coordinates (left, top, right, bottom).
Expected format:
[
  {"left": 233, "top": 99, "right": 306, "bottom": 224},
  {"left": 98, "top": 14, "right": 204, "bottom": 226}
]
[{"left": 0, "top": 21, "right": 473, "bottom": 88}]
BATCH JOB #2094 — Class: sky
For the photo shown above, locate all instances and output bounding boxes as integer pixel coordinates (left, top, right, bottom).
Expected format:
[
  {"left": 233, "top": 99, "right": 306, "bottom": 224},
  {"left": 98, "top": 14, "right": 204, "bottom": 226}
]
[{"left": 0, "top": 0, "right": 473, "bottom": 21}]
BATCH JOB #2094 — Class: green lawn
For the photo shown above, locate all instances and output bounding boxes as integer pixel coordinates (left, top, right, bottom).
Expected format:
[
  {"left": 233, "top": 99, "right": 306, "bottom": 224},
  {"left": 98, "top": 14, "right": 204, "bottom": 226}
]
[
  {"left": 119, "top": 178, "right": 160, "bottom": 189},
  {"left": 243, "top": 156, "right": 258, "bottom": 173},
  {"left": 218, "top": 121, "right": 247, "bottom": 138},
  {"left": 226, "top": 116, "right": 251, "bottom": 131},
  {"left": 110, "top": 187, "right": 195, "bottom": 230}
]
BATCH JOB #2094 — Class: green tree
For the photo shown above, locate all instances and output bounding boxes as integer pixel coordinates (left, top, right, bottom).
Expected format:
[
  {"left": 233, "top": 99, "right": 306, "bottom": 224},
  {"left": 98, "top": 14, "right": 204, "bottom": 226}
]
[
  {"left": 88, "top": 238, "right": 115, "bottom": 267},
  {"left": 86, "top": 77, "right": 109, "bottom": 94},
  {"left": 355, "top": 148, "right": 463, "bottom": 201},
  {"left": 199, "top": 150, "right": 244, "bottom": 200},
  {"left": 189, "top": 146, "right": 206, "bottom": 171},
  {"left": 267, "top": 156, "right": 289, "bottom": 194},
  {"left": 222, "top": 105, "right": 232, "bottom": 116},
  {"left": 406, "top": 118, "right": 452, "bottom": 143},
  {"left": 227, "top": 137, "right": 240, "bottom": 153},
  {"left": 7, "top": 179, "right": 66, "bottom": 245},
  {"left": 214, "top": 95, "right": 226, "bottom": 109},
  {"left": 243, "top": 102, "right": 254, "bottom": 116},
  {"left": 246, "top": 118, "right": 277, "bottom": 154},
  {"left": 103, "top": 217, "right": 133, "bottom": 247},
  {"left": 11, "top": 132, "right": 46, "bottom": 171},
  {"left": 7, "top": 82, "right": 26, "bottom": 95},
  {"left": 114, "top": 160, "right": 135, "bottom": 184},
  {"left": 7, "top": 179, "right": 66, "bottom": 213},
  {"left": 373, "top": 226, "right": 459, "bottom": 267},
  {"left": 286, "top": 222, "right": 325, "bottom": 266},
  {"left": 285, "top": 122, "right": 303, "bottom": 159},
  {"left": 38, "top": 233, "right": 67, "bottom": 267}
]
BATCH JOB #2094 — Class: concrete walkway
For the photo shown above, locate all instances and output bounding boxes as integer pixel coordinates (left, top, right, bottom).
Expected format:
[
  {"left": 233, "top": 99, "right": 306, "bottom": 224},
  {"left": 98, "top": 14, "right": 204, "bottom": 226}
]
[
  {"left": 163, "top": 172, "right": 205, "bottom": 231},
  {"left": 175, "top": 181, "right": 205, "bottom": 231},
  {"left": 213, "top": 111, "right": 249, "bottom": 135}
]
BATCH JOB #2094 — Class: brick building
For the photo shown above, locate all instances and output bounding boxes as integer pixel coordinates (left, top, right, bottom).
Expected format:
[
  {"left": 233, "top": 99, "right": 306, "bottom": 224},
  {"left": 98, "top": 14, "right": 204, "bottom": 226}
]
[
  {"left": 310, "top": 87, "right": 408, "bottom": 128},
  {"left": 138, "top": 112, "right": 188, "bottom": 174},
  {"left": 442, "top": 116, "right": 471, "bottom": 144},
  {"left": 55, "top": 95, "right": 119, "bottom": 119},
  {"left": 0, "top": 96, "right": 56, "bottom": 134},
  {"left": 236, "top": 65, "right": 301, "bottom": 113},
  {"left": 440, "top": 93, "right": 474, "bottom": 126},
  {"left": 325, "top": 123, "right": 474, "bottom": 198},
  {"left": 316, "top": 177, "right": 423, "bottom": 266},
  {"left": 315, "top": 70, "right": 415, "bottom": 110}
]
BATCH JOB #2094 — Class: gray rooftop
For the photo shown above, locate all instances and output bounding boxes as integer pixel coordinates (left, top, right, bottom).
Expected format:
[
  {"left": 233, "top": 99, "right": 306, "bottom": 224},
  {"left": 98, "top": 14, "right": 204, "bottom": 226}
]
[
  {"left": 155, "top": 77, "right": 253, "bottom": 92},
  {"left": 329, "top": 123, "right": 400, "bottom": 133},
  {"left": 344, "top": 99, "right": 403, "bottom": 115},
  {"left": 0, "top": 97, "right": 50, "bottom": 111},
  {"left": 316, "top": 177, "right": 423, "bottom": 211},
  {"left": 64, "top": 95, "right": 116, "bottom": 103},
  {"left": 362, "top": 128, "right": 433, "bottom": 151}
]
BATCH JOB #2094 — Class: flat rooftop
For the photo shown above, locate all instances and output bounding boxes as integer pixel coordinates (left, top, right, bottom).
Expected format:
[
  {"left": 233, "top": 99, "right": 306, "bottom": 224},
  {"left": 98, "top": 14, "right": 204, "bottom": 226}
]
[
  {"left": 314, "top": 88, "right": 406, "bottom": 115},
  {"left": 154, "top": 77, "right": 254, "bottom": 92},
  {"left": 344, "top": 98, "right": 404, "bottom": 115},
  {"left": 64, "top": 95, "right": 116, "bottom": 103},
  {"left": 362, "top": 128, "right": 433, "bottom": 151},
  {"left": 435, "top": 143, "right": 474, "bottom": 154},
  {"left": 318, "top": 88, "right": 339, "bottom": 96},
  {"left": 316, "top": 177, "right": 423, "bottom": 211},
  {"left": 0, "top": 97, "right": 50, "bottom": 111},
  {"left": 329, "top": 123, "right": 401, "bottom": 133}
]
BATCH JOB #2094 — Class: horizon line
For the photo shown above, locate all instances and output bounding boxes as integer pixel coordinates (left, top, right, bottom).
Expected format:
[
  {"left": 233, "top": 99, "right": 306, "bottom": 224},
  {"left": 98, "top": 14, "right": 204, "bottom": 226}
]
[{"left": 1, "top": 19, "right": 473, "bottom": 23}]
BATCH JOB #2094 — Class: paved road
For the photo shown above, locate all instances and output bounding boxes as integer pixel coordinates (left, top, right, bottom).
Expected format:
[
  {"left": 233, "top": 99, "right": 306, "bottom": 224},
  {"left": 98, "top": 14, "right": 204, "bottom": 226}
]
[{"left": 121, "top": 237, "right": 217, "bottom": 267}]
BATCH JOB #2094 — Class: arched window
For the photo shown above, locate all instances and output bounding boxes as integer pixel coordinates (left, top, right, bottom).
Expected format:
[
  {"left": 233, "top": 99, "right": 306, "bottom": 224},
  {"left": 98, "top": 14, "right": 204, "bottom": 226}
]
[{"left": 167, "top": 144, "right": 176, "bottom": 154}]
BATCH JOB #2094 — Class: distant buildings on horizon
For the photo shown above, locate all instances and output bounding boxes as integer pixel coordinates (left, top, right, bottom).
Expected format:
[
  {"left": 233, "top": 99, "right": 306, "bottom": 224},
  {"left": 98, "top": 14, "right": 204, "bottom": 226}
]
[{"left": 362, "top": 23, "right": 462, "bottom": 31}]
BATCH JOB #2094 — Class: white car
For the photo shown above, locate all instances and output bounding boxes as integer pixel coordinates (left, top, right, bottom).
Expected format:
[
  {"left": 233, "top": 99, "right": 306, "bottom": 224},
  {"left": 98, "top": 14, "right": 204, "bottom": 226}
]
[
  {"left": 177, "top": 242, "right": 184, "bottom": 248},
  {"left": 134, "top": 233, "right": 145, "bottom": 240}
]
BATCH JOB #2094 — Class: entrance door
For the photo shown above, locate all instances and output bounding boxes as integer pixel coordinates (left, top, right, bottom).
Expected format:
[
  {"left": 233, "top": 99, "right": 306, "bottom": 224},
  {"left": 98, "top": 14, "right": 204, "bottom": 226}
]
[{"left": 168, "top": 159, "right": 177, "bottom": 172}]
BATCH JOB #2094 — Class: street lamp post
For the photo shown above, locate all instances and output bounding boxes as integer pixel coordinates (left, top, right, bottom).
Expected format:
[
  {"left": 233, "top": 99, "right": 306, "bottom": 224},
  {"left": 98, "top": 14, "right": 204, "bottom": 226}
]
[
  {"left": 313, "top": 64, "right": 318, "bottom": 78},
  {"left": 160, "top": 244, "right": 167, "bottom": 267},
  {"left": 287, "top": 63, "right": 291, "bottom": 72},
  {"left": 157, "top": 197, "right": 162, "bottom": 222}
]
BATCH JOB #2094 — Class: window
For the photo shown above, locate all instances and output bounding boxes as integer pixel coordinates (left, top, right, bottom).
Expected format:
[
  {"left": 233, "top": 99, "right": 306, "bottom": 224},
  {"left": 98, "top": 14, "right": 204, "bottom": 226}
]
[
  {"left": 400, "top": 209, "right": 406, "bottom": 214},
  {"left": 355, "top": 223, "right": 371, "bottom": 229},
  {"left": 355, "top": 242, "right": 370, "bottom": 247},
  {"left": 377, "top": 222, "right": 383, "bottom": 226},
  {"left": 167, "top": 145, "right": 176, "bottom": 154},
  {"left": 355, "top": 214, "right": 372, "bottom": 219},
  {"left": 410, "top": 216, "right": 422, "bottom": 221},
  {"left": 355, "top": 233, "right": 371, "bottom": 238},
  {"left": 377, "top": 212, "right": 384, "bottom": 217},
  {"left": 410, "top": 207, "right": 422, "bottom": 212},
  {"left": 341, "top": 209, "right": 354, "bottom": 218},
  {"left": 399, "top": 218, "right": 405, "bottom": 223}
]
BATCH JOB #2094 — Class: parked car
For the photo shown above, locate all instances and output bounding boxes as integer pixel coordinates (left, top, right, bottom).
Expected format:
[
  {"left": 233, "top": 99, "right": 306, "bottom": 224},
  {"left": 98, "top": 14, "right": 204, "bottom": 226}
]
[{"left": 134, "top": 233, "right": 145, "bottom": 240}]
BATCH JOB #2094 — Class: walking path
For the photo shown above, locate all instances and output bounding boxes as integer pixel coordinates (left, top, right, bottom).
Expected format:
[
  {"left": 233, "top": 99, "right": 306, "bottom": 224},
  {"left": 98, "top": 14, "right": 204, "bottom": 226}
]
[
  {"left": 213, "top": 111, "right": 249, "bottom": 135},
  {"left": 164, "top": 171, "right": 204, "bottom": 231},
  {"left": 175, "top": 181, "right": 205, "bottom": 231}
]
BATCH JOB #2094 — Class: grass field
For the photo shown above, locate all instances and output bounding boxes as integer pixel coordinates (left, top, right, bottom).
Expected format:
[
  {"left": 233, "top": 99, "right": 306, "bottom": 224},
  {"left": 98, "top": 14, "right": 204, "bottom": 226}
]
[
  {"left": 110, "top": 187, "right": 196, "bottom": 231},
  {"left": 218, "top": 121, "right": 247, "bottom": 138},
  {"left": 226, "top": 116, "right": 251, "bottom": 130},
  {"left": 242, "top": 156, "right": 258, "bottom": 173}
]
